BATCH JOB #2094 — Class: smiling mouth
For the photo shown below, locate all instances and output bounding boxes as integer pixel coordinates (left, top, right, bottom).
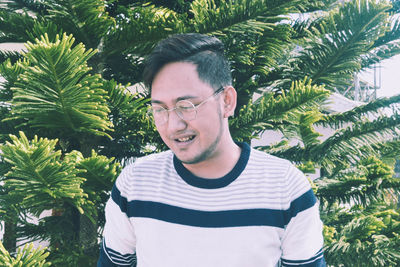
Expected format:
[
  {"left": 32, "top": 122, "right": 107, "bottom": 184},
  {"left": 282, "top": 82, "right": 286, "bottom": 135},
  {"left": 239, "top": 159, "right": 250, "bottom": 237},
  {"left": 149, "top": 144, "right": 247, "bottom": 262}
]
[{"left": 176, "top": 135, "right": 195, "bottom": 142}]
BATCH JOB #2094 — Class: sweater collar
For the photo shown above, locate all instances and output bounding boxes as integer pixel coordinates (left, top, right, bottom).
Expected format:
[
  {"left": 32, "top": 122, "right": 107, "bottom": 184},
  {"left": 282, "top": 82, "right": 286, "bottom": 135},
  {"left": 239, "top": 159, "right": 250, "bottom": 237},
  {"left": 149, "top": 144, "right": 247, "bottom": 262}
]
[{"left": 173, "top": 142, "right": 250, "bottom": 189}]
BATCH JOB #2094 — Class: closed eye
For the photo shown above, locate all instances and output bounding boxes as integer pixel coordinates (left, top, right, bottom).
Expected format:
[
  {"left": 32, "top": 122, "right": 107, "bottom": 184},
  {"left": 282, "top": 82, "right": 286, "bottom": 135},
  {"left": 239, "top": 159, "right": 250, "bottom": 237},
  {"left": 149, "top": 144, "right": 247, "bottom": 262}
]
[{"left": 152, "top": 106, "right": 166, "bottom": 113}]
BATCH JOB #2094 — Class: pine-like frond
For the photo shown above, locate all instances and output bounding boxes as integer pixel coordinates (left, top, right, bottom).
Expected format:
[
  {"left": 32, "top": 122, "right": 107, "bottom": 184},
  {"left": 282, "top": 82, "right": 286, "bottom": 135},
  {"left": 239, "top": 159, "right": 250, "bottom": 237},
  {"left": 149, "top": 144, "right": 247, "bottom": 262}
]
[
  {"left": 230, "top": 78, "right": 330, "bottom": 142},
  {"left": 278, "top": 0, "right": 391, "bottom": 91},
  {"left": 299, "top": 0, "right": 338, "bottom": 13},
  {"left": 379, "top": 140, "right": 400, "bottom": 159},
  {"left": 0, "top": 106, "right": 19, "bottom": 143},
  {"left": 9, "top": 33, "right": 112, "bottom": 138},
  {"left": 261, "top": 108, "right": 400, "bottom": 172},
  {"left": 0, "top": 9, "right": 35, "bottom": 43},
  {"left": 224, "top": 24, "right": 292, "bottom": 109},
  {"left": 2, "top": 0, "right": 48, "bottom": 15},
  {"left": 318, "top": 94, "right": 400, "bottom": 129},
  {"left": 325, "top": 215, "right": 400, "bottom": 266},
  {"left": 0, "top": 57, "right": 26, "bottom": 99},
  {"left": 25, "top": 19, "right": 64, "bottom": 43},
  {"left": 360, "top": 15, "right": 400, "bottom": 68},
  {"left": 105, "top": 0, "right": 304, "bottom": 57},
  {"left": 316, "top": 156, "right": 400, "bottom": 206},
  {"left": 257, "top": 142, "right": 306, "bottom": 163},
  {"left": 76, "top": 150, "right": 121, "bottom": 201},
  {"left": 297, "top": 111, "right": 324, "bottom": 148},
  {"left": 317, "top": 176, "right": 400, "bottom": 206},
  {"left": 42, "top": 0, "right": 115, "bottom": 49},
  {"left": 361, "top": 41, "right": 400, "bottom": 69},
  {"left": 0, "top": 59, "right": 26, "bottom": 142},
  {"left": 0, "top": 132, "right": 89, "bottom": 217},
  {"left": 100, "top": 80, "right": 163, "bottom": 160},
  {"left": 290, "top": 17, "right": 325, "bottom": 41},
  {"left": 0, "top": 50, "right": 22, "bottom": 65},
  {"left": 104, "top": 4, "right": 185, "bottom": 56},
  {"left": 311, "top": 114, "right": 400, "bottom": 174},
  {"left": 0, "top": 170, "right": 8, "bottom": 216},
  {"left": 106, "top": 80, "right": 149, "bottom": 115},
  {"left": 371, "top": 15, "right": 400, "bottom": 48},
  {"left": 0, "top": 241, "right": 51, "bottom": 267},
  {"left": 189, "top": 0, "right": 302, "bottom": 35}
]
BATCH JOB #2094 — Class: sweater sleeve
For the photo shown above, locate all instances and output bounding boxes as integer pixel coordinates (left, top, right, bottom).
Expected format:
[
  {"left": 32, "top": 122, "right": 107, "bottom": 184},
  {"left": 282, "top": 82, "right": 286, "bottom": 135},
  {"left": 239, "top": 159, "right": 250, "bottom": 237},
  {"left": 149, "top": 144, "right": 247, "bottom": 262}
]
[
  {"left": 280, "top": 164, "right": 326, "bottom": 267},
  {"left": 98, "top": 167, "right": 137, "bottom": 267}
]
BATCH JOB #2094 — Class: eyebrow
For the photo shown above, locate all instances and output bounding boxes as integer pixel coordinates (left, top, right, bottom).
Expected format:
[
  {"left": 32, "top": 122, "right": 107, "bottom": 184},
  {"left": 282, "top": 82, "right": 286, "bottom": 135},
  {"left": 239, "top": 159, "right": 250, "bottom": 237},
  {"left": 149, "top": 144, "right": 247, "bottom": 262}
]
[{"left": 151, "top": 95, "right": 199, "bottom": 104}]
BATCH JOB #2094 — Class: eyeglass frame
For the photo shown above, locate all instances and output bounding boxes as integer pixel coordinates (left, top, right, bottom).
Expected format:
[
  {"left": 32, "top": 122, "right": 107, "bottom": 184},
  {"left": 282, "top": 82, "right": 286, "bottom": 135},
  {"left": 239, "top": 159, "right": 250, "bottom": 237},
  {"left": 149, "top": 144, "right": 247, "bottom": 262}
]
[{"left": 148, "top": 86, "right": 225, "bottom": 125}]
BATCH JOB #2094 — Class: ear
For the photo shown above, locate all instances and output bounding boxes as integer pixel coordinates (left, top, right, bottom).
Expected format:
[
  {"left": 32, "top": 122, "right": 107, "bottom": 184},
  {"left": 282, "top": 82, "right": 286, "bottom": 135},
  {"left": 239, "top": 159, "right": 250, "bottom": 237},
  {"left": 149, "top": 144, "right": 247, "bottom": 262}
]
[{"left": 222, "top": 86, "right": 237, "bottom": 118}]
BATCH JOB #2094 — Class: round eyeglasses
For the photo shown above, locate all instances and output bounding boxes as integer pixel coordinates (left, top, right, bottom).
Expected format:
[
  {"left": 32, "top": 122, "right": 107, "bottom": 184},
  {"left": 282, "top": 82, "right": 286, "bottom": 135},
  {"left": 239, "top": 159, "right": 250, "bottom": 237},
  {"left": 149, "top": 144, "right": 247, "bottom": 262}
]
[{"left": 148, "top": 86, "right": 225, "bottom": 125}]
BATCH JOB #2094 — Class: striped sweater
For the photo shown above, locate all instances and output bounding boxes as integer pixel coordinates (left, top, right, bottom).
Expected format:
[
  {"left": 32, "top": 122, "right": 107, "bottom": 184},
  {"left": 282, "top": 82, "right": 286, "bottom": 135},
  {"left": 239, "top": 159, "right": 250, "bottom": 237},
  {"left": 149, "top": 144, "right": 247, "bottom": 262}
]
[{"left": 98, "top": 142, "right": 325, "bottom": 267}]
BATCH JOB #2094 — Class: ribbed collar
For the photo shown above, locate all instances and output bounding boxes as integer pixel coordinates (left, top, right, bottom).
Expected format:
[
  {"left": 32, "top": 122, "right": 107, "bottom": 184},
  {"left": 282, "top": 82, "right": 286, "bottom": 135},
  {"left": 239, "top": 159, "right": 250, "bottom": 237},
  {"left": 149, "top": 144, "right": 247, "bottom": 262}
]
[{"left": 173, "top": 142, "right": 250, "bottom": 189}]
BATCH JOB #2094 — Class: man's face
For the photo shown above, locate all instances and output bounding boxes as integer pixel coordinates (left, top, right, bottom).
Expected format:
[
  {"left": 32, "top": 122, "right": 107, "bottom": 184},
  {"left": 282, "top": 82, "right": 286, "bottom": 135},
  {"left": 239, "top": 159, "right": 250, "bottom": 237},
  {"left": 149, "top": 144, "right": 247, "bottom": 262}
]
[{"left": 151, "top": 62, "right": 226, "bottom": 165}]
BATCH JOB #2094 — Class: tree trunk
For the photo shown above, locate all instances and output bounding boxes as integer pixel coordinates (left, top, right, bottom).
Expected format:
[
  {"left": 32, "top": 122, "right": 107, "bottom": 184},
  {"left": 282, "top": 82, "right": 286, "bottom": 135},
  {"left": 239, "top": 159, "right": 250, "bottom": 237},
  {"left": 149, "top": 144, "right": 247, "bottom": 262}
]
[{"left": 3, "top": 214, "right": 17, "bottom": 253}]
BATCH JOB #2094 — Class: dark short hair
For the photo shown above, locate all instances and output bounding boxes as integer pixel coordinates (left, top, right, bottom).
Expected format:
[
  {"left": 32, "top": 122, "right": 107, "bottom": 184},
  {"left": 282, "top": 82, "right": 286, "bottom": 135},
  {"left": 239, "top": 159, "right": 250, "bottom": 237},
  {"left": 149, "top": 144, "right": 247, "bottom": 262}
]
[{"left": 143, "top": 33, "right": 232, "bottom": 91}]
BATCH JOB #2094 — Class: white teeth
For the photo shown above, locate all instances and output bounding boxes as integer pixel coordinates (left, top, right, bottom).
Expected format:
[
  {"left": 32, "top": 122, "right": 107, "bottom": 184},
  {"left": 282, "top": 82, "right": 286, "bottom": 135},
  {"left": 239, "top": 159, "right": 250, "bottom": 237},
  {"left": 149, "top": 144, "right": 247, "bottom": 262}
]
[{"left": 177, "top": 136, "right": 193, "bottom": 142}]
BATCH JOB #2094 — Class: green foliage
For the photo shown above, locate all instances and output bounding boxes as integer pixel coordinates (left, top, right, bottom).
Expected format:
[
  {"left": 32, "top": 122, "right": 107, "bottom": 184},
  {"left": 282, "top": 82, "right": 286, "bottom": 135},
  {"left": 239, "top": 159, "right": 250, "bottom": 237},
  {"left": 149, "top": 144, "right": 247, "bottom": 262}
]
[
  {"left": 8, "top": 33, "right": 112, "bottom": 138},
  {"left": 315, "top": 114, "right": 400, "bottom": 175},
  {"left": 75, "top": 149, "right": 121, "bottom": 222},
  {"left": 0, "top": 58, "right": 26, "bottom": 100},
  {"left": 189, "top": 0, "right": 300, "bottom": 35},
  {"left": 0, "top": 241, "right": 51, "bottom": 267},
  {"left": 316, "top": 156, "right": 400, "bottom": 206},
  {"left": 76, "top": 150, "right": 120, "bottom": 200},
  {"left": 318, "top": 94, "right": 400, "bottom": 129},
  {"left": 0, "top": 130, "right": 122, "bottom": 264},
  {"left": 100, "top": 80, "right": 163, "bottom": 161},
  {"left": 0, "top": 132, "right": 89, "bottom": 217},
  {"left": 297, "top": 161, "right": 317, "bottom": 174},
  {"left": 323, "top": 206, "right": 400, "bottom": 266},
  {"left": 0, "top": 50, "right": 22, "bottom": 65},
  {"left": 1, "top": 0, "right": 400, "bottom": 265},
  {"left": 104, "top": 3, "right": 186, "bottom": 57},
  {"left": 391, "top": 0, "right": 400, "bottom": 13},
  {"left": 319, "top": 157, "right": 400, "bottom": 266},
  {"left": 43, "top": 0, "right": 115, "bottom": 49},
  {"left": 231, "top": 78, "right": 330, "bottom": 142},
  {"left": 259, "top": 96, "right": 400, "bottom": 182},
  {"left": 263, "top": 0, "right": 400, "bottom": 93},
  {"left": 0, "top": 9, "right": 36, "bottom": 43}
]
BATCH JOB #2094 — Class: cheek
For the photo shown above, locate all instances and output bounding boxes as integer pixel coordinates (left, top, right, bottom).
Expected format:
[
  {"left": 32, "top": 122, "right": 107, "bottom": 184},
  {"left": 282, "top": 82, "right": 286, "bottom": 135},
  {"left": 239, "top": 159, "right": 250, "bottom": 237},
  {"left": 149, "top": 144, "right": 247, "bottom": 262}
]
[
  {"left": 155, "top": 125, "right": 168, "bottom": 140},
  {"left": 198, "top": 103, "right": 223, "bottom": 121},
  {"left": 196, "top": 110, "right": 223, "bottom": 136}
]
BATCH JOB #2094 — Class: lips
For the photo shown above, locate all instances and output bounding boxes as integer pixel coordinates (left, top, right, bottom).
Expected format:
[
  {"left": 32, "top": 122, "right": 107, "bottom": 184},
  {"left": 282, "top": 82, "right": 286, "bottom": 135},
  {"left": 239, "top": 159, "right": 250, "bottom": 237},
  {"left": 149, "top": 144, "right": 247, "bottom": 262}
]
[{"left": 175, "top": 135, "right": 195, "bottom": 142}]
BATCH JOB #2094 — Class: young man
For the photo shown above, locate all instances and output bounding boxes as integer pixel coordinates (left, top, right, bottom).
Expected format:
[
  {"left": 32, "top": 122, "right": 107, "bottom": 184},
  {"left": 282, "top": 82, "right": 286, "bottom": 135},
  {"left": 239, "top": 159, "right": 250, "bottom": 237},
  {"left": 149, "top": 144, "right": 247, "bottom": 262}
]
[{"left": 98, "top": 33, "right": 326, "bottom": 267}]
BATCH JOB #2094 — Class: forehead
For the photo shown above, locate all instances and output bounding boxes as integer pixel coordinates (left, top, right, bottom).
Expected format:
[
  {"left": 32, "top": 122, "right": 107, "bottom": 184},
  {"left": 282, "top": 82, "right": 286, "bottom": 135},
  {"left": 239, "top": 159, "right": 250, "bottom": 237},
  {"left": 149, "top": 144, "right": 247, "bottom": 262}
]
[{"left": 151, "top": 62, "right": 213, "bottom": 103}]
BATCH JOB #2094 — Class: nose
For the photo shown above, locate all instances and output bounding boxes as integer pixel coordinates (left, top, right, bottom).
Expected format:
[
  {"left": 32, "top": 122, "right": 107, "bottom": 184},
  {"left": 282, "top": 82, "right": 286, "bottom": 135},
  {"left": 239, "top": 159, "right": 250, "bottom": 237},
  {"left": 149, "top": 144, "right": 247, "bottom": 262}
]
[{"left": 166, "top": 109, "right": 187, "bottom": 133}]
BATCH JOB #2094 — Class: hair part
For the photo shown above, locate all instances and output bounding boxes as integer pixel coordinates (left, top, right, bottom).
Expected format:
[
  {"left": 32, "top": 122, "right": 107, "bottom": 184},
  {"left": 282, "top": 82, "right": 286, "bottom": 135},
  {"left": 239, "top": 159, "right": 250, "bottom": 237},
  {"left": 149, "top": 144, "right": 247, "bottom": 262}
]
[{"left": 143, "top": 33, "right": 232, "bottom": 91}]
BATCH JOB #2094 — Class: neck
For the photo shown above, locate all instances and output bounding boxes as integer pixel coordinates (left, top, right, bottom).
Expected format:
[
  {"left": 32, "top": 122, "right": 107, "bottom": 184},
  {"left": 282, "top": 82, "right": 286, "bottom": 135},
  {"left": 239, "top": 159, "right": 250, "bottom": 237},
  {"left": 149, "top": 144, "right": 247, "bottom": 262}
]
[{"left": 182, "top": 138, "right": 242, "bottom": 179}]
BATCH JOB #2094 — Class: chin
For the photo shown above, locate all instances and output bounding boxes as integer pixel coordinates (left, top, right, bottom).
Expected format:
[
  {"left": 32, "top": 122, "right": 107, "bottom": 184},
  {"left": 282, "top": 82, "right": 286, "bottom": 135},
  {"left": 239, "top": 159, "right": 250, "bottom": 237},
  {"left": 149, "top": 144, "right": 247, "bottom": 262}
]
[
  {"left": 177, "top": 150, "right": 214, "bottom": 165},
  {"left": 175, "top": 154, "right": 198, "bottom": 165}
]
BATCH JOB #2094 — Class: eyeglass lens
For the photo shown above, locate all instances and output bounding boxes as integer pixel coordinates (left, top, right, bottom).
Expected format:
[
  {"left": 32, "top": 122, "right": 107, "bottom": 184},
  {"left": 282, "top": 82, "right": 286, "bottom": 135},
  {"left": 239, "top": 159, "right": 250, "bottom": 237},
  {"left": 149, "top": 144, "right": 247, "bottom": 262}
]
[
  {"left": 151, "top": 100, "right": 197, "bottom": 125},
  {"left": 149, "top": 86, "right": 224, "bottom": 125}
]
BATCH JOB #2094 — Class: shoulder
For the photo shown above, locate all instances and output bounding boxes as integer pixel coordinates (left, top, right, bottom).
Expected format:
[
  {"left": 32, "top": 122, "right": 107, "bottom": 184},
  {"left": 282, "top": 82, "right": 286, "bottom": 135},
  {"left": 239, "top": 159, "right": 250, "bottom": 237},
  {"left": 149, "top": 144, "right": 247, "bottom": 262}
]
[
  {"left": 133, "top": 150, "right": 173, "bottom": 167},
  {"left": 248, "top": 147, "right": 311, "bottom": 199},
  {"left": 115, "top": 150, "right": 173, "bottom": 190},
  {"left": 249, "top": 147, "right": 291, "bottom": 164},
  {"left": 130, "top": 149, "right": 173, "bottom": 169},
  {"left": 248, "top": 147, "right": 294, "bottom": 176}
]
